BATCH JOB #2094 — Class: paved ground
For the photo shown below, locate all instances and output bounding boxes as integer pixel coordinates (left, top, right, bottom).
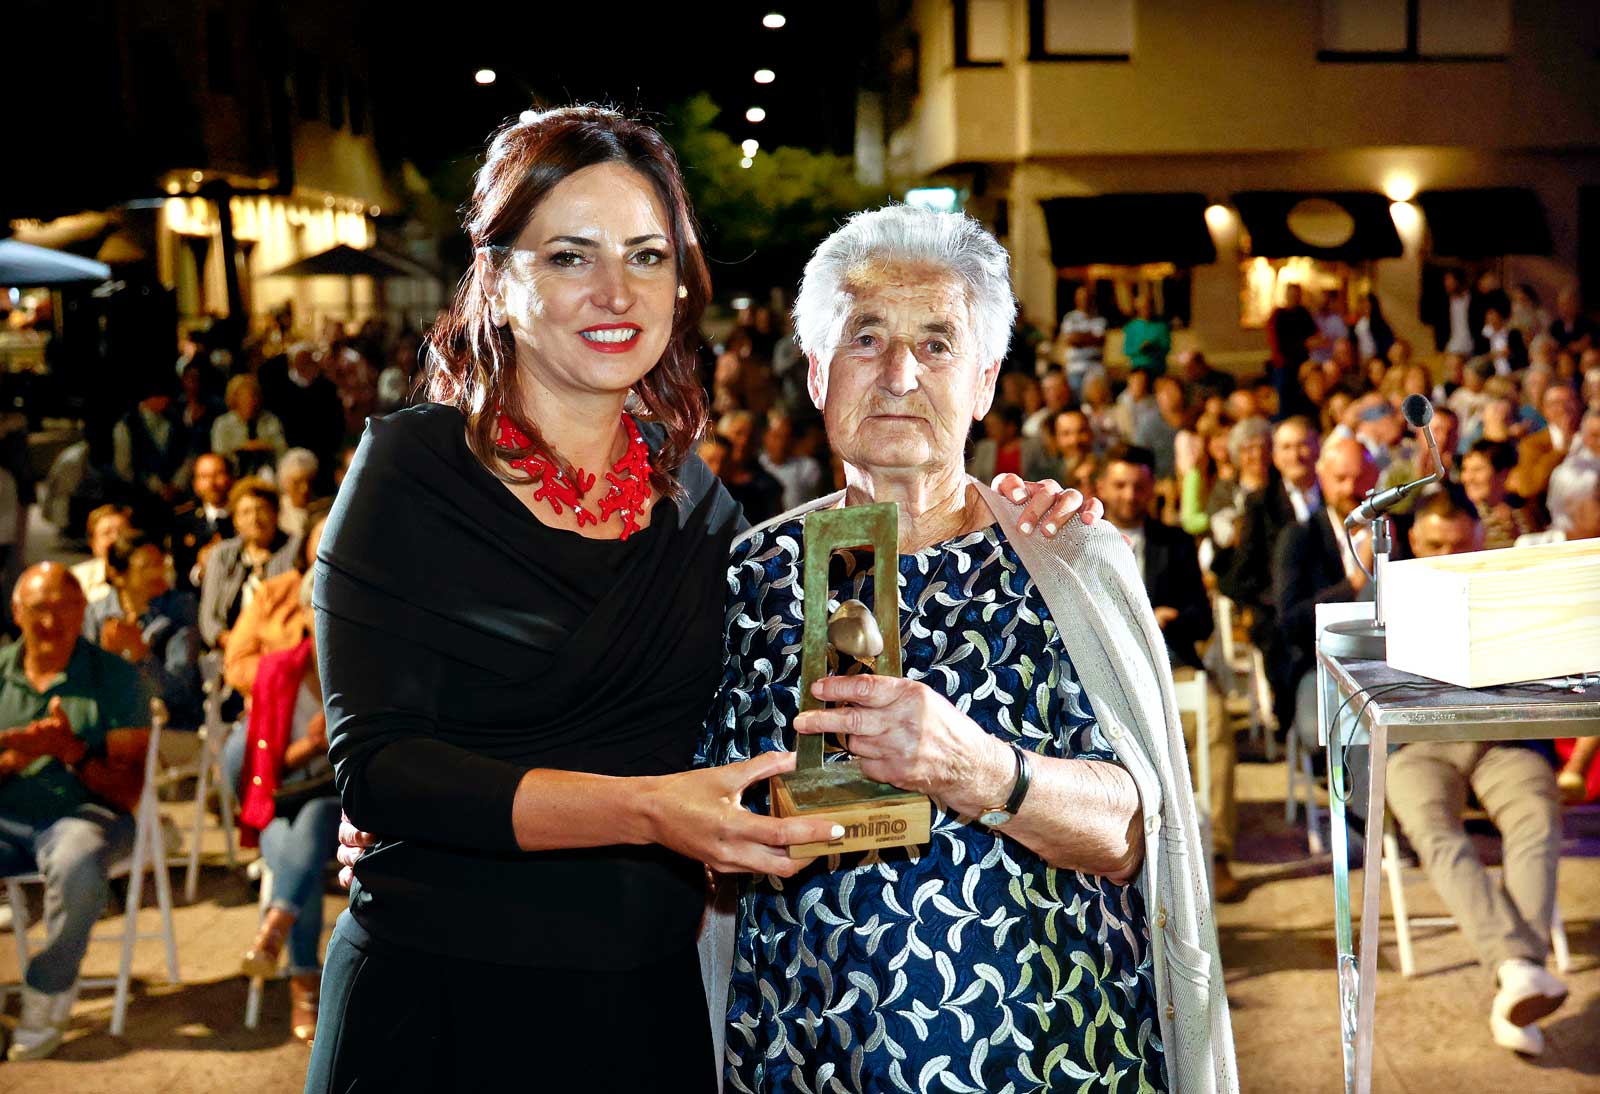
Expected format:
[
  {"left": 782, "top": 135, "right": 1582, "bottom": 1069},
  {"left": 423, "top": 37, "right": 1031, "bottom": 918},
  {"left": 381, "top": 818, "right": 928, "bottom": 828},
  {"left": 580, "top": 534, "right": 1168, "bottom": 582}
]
[{"left": 0, "top": 510, "right": 1595, "bottom": 1091}]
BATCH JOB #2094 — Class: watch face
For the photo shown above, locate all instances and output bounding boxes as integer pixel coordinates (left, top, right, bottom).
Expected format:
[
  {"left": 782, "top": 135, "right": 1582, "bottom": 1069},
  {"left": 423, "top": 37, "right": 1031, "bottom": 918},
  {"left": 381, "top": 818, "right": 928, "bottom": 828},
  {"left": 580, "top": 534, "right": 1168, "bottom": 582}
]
[{"left": 979, "top": 809, "right": 1012, "bottom": 827}]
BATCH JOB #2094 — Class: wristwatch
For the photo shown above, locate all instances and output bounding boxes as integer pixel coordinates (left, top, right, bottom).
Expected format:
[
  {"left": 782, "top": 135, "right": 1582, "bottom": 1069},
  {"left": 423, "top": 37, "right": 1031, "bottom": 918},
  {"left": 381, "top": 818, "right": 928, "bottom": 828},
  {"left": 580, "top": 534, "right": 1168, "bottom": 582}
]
[{"left": 979, "top": 742, "right": 1031, "bottom": 827}]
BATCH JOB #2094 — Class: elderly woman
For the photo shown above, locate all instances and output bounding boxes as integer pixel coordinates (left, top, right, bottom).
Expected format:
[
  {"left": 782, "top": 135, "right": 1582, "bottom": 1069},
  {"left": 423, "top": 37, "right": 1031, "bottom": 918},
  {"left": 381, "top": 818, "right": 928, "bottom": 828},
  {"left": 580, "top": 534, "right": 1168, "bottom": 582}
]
[
  {"left": 199, "top": 478, "right": 298, "bottom": 649},
  {"left": 274, "top": 448, "right": 319, "bottom": 538},
  {"left": 211, "top": 374, "right": 287, "bottom": 480},
  {"left": 700, "top": 207, "right": 1233, "bottom": 1093}
]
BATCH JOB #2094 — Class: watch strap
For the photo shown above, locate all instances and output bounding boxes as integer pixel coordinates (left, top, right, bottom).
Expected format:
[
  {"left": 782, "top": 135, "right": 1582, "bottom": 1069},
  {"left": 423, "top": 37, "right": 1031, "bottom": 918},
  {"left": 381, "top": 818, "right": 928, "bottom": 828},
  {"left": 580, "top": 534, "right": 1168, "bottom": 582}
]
[{"left": 1003, "top": 743, "right": 1031, "bottom": 815}]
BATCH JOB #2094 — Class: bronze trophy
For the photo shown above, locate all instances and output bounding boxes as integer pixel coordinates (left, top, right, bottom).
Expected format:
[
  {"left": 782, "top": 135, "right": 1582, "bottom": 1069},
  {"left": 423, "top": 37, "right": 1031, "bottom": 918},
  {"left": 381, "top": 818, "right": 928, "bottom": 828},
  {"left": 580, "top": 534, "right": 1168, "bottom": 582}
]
[{"left": 769, "top": 503, "right": 931, "bottom": 857}]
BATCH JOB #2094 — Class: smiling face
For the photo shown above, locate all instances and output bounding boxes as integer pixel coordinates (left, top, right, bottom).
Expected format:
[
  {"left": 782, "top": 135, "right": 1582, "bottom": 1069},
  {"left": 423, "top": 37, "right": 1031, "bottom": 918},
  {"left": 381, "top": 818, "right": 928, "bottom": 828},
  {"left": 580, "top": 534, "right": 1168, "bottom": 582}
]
[
  {"left": 807, "top": 261, "right": 996, "bottom": 486},
  {"left": 482, "top": 161, "right": 677, "bottom": 403}
]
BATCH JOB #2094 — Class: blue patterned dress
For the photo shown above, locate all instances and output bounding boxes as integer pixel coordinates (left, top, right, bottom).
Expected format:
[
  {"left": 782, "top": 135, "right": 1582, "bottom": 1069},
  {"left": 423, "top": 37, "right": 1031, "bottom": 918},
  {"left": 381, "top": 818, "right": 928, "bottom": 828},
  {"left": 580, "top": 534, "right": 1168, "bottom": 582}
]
[{"left": 699, "top": 521, "right": 1169, "bottom": 1094}]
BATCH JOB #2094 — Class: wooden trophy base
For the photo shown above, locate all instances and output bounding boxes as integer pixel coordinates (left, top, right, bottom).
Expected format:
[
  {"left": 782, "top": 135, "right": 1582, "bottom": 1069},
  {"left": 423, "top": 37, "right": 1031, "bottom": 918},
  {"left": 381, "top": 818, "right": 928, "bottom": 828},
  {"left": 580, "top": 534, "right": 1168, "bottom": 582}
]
[{"left": 770, "top": 760, "right": 930, "bottom": 857}]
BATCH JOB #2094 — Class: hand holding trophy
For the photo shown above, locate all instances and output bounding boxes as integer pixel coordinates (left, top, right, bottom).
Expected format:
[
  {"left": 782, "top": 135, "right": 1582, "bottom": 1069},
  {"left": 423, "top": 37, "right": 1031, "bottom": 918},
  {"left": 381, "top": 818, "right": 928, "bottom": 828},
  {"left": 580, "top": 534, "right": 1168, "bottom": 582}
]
[{"left": 769, "top": 503, "right": 931, "bottom": 857}]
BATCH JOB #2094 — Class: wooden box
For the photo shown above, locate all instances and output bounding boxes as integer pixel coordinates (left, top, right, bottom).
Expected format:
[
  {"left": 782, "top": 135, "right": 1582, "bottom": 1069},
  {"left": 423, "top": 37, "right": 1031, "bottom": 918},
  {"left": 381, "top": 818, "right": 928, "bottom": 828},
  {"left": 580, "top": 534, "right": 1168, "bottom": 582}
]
[{"left": 1383, "top": 537, "right": 1600, "bottom": 688}]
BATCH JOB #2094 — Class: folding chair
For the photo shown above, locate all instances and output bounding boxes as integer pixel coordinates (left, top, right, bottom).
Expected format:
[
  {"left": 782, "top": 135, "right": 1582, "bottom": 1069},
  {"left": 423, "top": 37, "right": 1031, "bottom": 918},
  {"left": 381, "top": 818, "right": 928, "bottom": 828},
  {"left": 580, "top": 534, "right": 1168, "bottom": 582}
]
[
  {"left": 1212, "top": 594, "right": 1278, "bottom": 761},
  {"left": 181, "top": 653, "right": 238, "bottom": 903},
  {"left": 242, "top": 860, "right": 276, "bottom": 1029},
  {"left": 1, "top": 699, "right": 181, "bottom": 1037}
]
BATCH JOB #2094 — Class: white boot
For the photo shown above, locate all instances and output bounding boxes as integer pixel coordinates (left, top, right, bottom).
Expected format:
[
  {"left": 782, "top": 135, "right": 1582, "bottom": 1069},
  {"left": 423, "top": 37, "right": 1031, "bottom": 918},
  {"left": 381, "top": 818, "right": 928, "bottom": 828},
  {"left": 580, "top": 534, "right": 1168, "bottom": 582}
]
[
  {"left": 1489, "top": 1011, "right": 1545, "bottom": 1056},
  {"left": 7, "top": 982, "right": 78, "bottom": 1061},
  {"left": 1493, "top": 958, "right": 1568, "bottom": 1028}
]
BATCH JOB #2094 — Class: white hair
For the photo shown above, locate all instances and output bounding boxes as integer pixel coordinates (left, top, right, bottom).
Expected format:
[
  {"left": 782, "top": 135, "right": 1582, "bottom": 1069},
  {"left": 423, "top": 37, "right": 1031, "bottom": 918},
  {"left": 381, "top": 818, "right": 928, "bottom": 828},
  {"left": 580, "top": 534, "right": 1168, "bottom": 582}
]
[
  {"left": 793, "top": 204, "right": 1017, "bottom": 368},
  {"left": 277, "top": 447, "right": 320, "bottom": 481}
]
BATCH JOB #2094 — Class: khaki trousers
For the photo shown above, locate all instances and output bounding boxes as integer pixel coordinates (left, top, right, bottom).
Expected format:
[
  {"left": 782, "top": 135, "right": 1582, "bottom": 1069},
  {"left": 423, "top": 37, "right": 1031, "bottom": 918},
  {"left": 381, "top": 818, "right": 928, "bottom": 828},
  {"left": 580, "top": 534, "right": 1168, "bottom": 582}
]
[
  {"left": 1386, "top": 741, "right": 1561, "bottom": 974},
  {"left": 1173, "top": 666, "right": 1236, "bottom": 861}
]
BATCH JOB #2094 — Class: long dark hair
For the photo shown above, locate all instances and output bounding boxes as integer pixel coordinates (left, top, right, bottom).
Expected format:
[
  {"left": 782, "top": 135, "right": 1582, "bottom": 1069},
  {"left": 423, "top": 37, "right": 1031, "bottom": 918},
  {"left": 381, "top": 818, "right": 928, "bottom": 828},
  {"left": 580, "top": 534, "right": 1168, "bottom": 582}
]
[{"left": 422, "top": 106, "right": 711, "bottom": 498}]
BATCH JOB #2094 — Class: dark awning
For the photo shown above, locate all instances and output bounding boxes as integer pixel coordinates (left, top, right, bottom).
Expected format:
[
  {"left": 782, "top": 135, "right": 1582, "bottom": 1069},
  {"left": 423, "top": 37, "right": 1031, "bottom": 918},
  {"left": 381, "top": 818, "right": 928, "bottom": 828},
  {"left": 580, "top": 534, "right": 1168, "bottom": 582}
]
[
  {"left": 1232, "top": 191, "right": 1402, "bottom": 262},
  {"left": 1416, "top": 188, "right": 1551, "bottom": 258},
  {"left": 1041, "top": 193, "right": 1217, "bottom": 268}
]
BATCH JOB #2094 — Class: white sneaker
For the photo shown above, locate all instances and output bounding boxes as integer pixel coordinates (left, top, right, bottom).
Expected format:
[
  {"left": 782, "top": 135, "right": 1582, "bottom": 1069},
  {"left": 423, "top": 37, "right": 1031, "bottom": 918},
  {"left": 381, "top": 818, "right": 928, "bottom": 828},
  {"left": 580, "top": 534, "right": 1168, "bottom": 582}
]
[
  {"left": 6, "top": 983, "right": 78, "bottom": 1061},
  {"left": 1493, "top": 958, "right": 1568, "bottom": 1028},
  {"left": 1489, "top": 1012, "right": 1545, "bottom": 1056}
]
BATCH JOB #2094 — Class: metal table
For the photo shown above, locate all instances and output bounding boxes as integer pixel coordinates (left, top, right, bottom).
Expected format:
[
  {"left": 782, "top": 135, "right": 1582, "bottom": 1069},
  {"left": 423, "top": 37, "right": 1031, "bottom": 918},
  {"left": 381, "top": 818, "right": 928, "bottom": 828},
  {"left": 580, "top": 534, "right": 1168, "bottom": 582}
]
[{"left": 1316, "top": 649, "right": 1600, "bottom": 1094}]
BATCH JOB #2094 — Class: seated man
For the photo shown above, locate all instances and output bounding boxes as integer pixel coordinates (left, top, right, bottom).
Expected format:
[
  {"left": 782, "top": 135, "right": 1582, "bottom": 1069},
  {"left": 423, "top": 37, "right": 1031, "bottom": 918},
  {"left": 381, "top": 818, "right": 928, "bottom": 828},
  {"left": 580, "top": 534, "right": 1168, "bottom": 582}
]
[
  {"left": 1276, "top": 435, "right": 1379, "bottom": 750},
  {"left": 169, "top": 451, "right": 234, "bottom": 594},
  {"left": 702, "top": 206, "right": 1233, "bottom": 1092},
  {"left": 1384, "top": 496, "right": 1568, "bottom": 1055},
  {"left": 0, "top": 563, "right": 151, "bottom": 1060},
  {"left": 1097, "top": 443, "right": 1239, "bottom": 899}
]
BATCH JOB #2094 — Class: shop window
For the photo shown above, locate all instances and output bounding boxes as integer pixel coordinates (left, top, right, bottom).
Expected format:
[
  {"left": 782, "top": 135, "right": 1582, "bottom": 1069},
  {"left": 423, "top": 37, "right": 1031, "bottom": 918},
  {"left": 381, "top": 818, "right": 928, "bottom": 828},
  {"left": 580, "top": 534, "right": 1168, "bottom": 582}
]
[
  {"left": 1057, "top": 264, "right": 1191, "bottom": 330},
  {"left": 955, "top": 0, "right": 1008, "bottom": 66},
  {"left": 1319, "top": 0, "right": 1509, "bottom": 61},
  {"left": 1238, "top": 256, "right": 1371, "bottom": 331},
  {"left": 1029, "top": 0, "right": 1135, "bottom": 62}
]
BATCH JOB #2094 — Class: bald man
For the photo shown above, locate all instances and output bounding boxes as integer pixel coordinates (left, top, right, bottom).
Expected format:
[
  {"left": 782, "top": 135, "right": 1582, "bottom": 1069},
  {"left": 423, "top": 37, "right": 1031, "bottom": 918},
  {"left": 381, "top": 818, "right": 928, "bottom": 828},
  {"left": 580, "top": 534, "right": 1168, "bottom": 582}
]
[
  {"left": 0, "top": 563, "right": 151, "bottom": 1061},
  {"left": 1272, "top": 435, "right": 1379, "bottom": 748}
]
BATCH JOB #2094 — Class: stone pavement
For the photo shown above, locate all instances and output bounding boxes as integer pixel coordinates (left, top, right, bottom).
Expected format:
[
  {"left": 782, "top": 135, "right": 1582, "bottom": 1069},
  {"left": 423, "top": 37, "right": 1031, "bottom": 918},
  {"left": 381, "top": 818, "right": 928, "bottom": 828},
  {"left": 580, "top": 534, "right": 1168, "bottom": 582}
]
[{"left": 0, "top": 756, "right": 1594, "bottom": 1093}]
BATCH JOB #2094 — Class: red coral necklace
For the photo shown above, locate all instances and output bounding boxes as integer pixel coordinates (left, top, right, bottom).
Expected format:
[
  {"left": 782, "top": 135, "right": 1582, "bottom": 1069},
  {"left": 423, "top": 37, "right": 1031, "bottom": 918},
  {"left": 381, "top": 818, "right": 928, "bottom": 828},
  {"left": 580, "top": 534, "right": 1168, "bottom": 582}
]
[{"left": 496, "top": 412, "right": 653, "bottom": 540}]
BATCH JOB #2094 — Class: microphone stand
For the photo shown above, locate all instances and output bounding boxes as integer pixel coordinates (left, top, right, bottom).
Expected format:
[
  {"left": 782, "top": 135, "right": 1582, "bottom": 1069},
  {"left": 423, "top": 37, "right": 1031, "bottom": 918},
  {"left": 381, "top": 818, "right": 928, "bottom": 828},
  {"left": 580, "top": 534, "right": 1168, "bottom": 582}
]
[{"left": 1322, "top": 422, "right": 1445, "bottom": 662}]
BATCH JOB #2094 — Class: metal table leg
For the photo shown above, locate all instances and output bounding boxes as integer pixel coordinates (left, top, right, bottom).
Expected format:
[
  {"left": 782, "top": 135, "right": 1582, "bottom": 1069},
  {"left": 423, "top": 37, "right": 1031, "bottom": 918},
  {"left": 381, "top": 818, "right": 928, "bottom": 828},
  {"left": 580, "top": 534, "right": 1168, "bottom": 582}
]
[
  {"left": 1353, "top": 724, "right": 1389, "bottom": 1094},
  {"left": 1322, "top": 658, "right": 1358, "bottom": 1094}
]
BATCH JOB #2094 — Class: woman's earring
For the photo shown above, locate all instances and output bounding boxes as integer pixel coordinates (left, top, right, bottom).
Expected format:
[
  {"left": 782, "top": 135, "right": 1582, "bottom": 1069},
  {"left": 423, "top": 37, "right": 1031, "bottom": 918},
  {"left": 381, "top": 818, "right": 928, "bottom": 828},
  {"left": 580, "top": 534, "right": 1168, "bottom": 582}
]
[{"left": 677, "top": 284, "right": 689, "bottom": 300}]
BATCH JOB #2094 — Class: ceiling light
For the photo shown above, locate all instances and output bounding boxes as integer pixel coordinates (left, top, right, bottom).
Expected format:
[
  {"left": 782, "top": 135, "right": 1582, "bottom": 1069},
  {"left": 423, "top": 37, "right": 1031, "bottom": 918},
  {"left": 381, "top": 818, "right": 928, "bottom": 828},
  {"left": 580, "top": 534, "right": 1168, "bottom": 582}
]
[
  {"left": 763, "top": 13, "right": 786, "bottom": 29},
  {"left": 754, "top": 69, "right": 775, "bottom": 84},
  {"left": 475, "top": 68, "right": 497, "bottom": 85},
  {"left": 745, "top": 106, "right": 767, "bottom": 123}
]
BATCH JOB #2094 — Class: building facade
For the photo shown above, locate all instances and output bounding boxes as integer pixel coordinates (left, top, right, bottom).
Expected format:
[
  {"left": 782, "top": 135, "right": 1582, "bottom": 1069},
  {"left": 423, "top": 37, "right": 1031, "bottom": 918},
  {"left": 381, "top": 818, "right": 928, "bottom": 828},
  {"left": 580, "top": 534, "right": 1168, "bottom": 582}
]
[{"left": 867, "top": 0, "right": 1600, "bottom": 368}]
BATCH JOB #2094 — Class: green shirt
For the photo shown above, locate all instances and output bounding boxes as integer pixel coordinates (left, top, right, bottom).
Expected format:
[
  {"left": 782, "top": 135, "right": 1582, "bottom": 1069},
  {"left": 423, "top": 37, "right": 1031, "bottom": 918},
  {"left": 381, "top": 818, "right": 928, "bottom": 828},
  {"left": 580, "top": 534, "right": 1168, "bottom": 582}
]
[
  {"left": 0, "top": 638, "right": 149, "bottom": 825},
  {"left": 1121, "top": 317, "right": 1171, "bottom": 374}
]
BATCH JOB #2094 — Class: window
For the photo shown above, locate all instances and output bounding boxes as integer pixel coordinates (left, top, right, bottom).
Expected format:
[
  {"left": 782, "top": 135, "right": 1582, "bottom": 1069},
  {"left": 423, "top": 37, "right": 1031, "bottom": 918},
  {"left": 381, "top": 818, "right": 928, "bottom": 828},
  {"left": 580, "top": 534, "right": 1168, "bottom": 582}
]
[
  {"left": 296, "top": 52, "right": 321, "bottom": 121},
  {"left": 1319, "top": 0, "right": 1509, "bottom": 61},
  {"left": 205, "top": 10, "right": 234, "bottom": 95},
  {"left": 1029, "top": 0, "right": 1134, "bottom": 62},
  {"left": 955, "top": 0, "right": 1007, "bottom": 67}
]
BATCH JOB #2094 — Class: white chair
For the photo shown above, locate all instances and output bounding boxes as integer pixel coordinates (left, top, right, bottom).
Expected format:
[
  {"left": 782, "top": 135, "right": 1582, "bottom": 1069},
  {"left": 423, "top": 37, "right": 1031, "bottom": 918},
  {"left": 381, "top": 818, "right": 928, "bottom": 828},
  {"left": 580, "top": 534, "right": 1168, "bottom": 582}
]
[
  {"left": 1212, "top": 594, "right": 1277, "bottom": 761},
  {"left": 1382, "top": 819, "right": 1571, "bottom": 978},
  {"left": 1171, "top": 669, "right": 1217, "bottom": 896},
  {"left": 180, "top": 653, "right": 238, "bottom": 903},
  {"left": 1, "top": 699, "right": 181, "bottom": 1037},
  {"left": 242, "top": 859, "right": 276, "bottom": 1029}
]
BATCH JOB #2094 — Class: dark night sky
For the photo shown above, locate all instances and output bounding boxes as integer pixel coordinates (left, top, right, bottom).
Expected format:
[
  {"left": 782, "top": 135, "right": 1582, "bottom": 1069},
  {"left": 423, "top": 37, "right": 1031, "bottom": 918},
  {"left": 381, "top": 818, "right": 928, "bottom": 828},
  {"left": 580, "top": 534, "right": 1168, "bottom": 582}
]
[{"left": 364, "top": 1, "right": 872, "bottom": 176}]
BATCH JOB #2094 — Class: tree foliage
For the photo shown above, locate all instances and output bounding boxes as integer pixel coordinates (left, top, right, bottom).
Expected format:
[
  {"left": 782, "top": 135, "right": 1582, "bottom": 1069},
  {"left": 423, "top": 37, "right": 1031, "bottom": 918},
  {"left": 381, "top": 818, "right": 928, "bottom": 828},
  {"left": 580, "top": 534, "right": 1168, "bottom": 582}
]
[{"left": 661, "top": 95, "right": 889, "bottom": 296}]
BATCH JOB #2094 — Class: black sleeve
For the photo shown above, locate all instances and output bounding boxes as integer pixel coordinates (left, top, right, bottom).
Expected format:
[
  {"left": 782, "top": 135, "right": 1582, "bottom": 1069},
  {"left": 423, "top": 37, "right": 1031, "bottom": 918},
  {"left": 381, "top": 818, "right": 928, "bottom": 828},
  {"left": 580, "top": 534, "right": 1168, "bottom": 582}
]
[
  {"left": 1273, "top": 522, "right": 1356, "bottom": 654},
  {"left": 316, "top": 604, "right": 525, "bottom": 853},
  {"left": 1219, "top": 498, "right": 1269, "bottom": 608},
  {"left": 313, "top": 412, "right": 527, "bottom": 853},
  {"left": 1161, "top": 529, "right": 1214, "bottom": 652}
]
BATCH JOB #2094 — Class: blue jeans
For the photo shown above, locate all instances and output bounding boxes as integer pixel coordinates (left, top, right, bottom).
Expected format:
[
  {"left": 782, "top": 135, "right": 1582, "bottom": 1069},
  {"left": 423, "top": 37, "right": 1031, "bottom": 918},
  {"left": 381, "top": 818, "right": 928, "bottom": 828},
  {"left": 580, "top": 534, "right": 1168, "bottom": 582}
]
[
  {"left": 261, "top": 798, "right": 341, "bottom": 973},
  {"left": 222, "top": 722, "right": 339, "bottom": 973},
  {"left": 0, "top": 804, "right": 135, "bottom": 993}
]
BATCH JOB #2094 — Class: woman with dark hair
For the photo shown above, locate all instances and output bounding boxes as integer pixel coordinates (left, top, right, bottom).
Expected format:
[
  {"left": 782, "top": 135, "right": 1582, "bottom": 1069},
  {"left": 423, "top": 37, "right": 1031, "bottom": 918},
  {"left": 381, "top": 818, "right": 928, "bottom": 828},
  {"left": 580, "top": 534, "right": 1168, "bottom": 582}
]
[
  {"left": 309, "top": 106, "right": 1092, "bottom": 1091},
  {"left": 1354, "top": 291, "right": 1395, "bottom": 364},
  {"left": 1461, "top": 439, "right": 1543, "bottom": 549}
]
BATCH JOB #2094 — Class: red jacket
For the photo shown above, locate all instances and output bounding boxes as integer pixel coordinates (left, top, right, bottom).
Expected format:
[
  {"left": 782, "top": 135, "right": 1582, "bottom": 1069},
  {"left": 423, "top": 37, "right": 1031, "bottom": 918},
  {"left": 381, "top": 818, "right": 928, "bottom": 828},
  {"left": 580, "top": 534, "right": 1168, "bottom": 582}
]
[{"left": 237, "top": 637, "right": 314, "bottom": 848}]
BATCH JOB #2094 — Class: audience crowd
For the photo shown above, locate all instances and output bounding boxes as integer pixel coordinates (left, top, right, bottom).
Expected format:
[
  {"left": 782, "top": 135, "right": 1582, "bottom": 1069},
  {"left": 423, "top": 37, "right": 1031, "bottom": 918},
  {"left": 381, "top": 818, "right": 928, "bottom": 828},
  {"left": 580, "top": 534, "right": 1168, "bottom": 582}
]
[{"left": 1, "top": 275, "right": 1598, "bottom": 1060}]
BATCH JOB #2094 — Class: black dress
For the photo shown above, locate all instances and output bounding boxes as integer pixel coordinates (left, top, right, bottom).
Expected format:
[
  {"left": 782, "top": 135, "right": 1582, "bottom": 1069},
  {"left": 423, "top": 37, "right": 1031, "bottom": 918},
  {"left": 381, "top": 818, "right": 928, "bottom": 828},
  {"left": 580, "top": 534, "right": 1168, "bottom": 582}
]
[{"left": 304, "top": 403, "right": 742, "bottom": 1093}]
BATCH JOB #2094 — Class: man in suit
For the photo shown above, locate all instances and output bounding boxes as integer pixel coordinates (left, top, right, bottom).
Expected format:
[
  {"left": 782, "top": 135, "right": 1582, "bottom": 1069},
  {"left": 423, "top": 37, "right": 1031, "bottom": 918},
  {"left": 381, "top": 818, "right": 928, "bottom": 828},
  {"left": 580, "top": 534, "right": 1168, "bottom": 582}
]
[
  {"left": 1509, "top": 383, "right": 1582, "bottom": 502},
  {"left": 1221, "top": 416, "right": 1320, "bottom": 729},
  {"left": 1099, "top": 445, "right": 1241, "bottom": 898},
  {"left": 169, "top": 452, "right": 234, "bottom": 594},
  {"left": 1274, "top": 435, "right": 1379, "bottom": 750}
]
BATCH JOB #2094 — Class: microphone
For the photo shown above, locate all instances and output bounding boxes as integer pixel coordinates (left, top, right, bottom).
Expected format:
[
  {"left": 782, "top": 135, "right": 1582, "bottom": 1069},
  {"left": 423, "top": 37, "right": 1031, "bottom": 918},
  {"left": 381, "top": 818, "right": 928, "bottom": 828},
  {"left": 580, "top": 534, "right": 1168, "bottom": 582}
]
[{"left": 1343, "top": 394, "right": 1443, "bottom": 529}]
